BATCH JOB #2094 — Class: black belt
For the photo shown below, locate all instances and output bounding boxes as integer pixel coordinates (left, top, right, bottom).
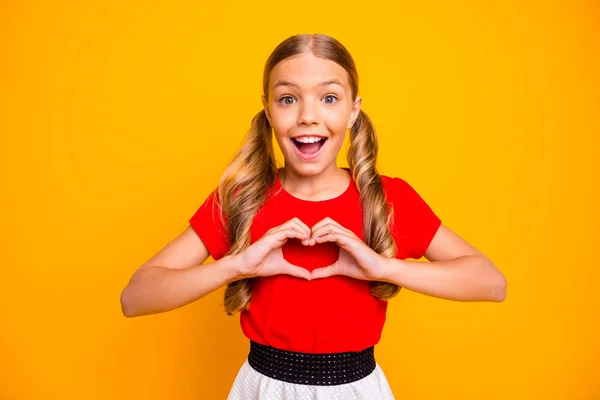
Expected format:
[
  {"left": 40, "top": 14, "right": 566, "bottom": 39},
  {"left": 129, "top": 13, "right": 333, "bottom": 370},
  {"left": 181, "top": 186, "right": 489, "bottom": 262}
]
[{"left": 247, "top": 340, "right": 376, "bottom": 386}]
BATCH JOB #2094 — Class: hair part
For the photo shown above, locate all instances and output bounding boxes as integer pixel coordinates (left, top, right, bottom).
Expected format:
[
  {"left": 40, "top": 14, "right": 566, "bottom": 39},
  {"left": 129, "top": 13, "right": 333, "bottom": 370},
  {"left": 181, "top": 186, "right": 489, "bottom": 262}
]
[{"left": 217, "top": 33, "right": 400, "bottom": 316}]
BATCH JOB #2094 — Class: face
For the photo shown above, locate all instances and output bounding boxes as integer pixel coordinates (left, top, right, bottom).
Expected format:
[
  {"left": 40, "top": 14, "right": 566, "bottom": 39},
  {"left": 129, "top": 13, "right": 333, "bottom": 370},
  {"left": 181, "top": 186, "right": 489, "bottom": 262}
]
[{"left": 262, "top": 52, "right": 362, "bottom": 176}]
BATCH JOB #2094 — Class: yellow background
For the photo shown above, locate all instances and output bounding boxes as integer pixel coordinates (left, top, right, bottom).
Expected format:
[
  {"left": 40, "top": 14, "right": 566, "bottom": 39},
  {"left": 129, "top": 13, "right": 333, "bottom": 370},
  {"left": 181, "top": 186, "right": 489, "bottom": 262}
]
[{"left": 2, "top": 0, "right": 599, "bottom": 398}]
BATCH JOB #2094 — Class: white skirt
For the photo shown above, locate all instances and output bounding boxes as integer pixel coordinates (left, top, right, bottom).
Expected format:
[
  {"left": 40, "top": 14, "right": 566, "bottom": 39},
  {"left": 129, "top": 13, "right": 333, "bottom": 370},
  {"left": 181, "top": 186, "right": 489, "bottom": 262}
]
[{"left": 227, "top": 358, "right": 396, "bottom": 400}]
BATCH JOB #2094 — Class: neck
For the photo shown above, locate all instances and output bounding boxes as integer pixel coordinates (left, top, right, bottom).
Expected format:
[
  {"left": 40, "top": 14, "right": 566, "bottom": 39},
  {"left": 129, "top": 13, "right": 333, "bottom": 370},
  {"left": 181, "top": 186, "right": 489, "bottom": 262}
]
[{"left": 279, "top": 163, "right": 350, "bottom": 198}]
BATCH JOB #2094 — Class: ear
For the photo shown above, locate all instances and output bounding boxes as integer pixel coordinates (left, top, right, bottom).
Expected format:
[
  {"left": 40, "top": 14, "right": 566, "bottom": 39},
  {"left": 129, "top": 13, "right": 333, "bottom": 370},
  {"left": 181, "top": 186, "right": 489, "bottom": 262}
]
[
  {"left": 261, "top": 95, "right": 272, "bottom": 124},
  {"left": 347, "top": 96, "right": 362, "bottom": 130}
]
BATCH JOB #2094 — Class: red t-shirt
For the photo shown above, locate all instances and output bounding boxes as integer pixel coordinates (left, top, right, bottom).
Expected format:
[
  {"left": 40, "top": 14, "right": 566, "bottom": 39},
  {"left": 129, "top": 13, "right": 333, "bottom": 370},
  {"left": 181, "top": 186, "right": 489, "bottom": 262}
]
[{"left": 189, "top": 168, "right": 441, "bottom": 353}]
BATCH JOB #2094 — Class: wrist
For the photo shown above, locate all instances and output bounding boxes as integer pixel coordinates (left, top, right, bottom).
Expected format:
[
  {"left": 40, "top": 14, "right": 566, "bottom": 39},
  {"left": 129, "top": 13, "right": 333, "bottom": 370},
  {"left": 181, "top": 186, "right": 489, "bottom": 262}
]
[
  {"left": 377, "top": 256, "right": 402, "bottom": 284},
  {"left": 222, "top": 254, "right": 249, "bottom": 282}
]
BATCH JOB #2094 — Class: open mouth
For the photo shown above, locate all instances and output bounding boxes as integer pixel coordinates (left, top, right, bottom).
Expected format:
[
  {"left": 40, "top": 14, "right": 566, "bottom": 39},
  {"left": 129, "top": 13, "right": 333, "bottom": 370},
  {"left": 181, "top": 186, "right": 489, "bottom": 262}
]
[{"left": 291, "top": 137, "right": 328, "bottom": 157}]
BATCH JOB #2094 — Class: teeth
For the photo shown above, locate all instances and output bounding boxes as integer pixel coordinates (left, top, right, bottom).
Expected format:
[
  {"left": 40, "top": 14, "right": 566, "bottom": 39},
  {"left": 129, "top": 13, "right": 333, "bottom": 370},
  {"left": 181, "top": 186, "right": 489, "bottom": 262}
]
[{"left": 294, "top": 137, "right": 324, "bottom": 143}]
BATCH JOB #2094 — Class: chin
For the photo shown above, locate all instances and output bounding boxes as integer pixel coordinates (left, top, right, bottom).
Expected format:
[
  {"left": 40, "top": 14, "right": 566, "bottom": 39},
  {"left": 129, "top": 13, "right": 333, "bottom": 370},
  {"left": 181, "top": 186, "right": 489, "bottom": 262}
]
[
  {"left": 285, "top": 161, "right": 328, "bottom": 176},
  {"left": 289, "top": 163, "right": 323, "bottom": 173}
]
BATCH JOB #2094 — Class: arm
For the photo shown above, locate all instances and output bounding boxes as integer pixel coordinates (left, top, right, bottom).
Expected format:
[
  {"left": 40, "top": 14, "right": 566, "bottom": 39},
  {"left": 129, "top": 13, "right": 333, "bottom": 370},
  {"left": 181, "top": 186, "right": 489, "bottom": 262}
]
[
  {"left": 120, "top": 226, "right": 242, "bottom": 318},
  {"left": 381, "top": 255, "right": 506, "bottom": 302},
  {"left": 380, "top": 224, "right": 507, "bottom": 302},
  {"left": 120, "top": 255, "right": 242, "bottom": 317}
]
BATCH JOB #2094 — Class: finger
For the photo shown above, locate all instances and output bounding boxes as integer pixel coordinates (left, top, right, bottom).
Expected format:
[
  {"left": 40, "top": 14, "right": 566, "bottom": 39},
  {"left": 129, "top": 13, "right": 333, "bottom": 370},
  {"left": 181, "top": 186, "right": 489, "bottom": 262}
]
[
  {"left": 277, "top": 218, "right": 309, "bottom": 239},
  {"left": 311, "top": 217, "right": 353, "bottom": 234},
  {"left": 310, "top": 217, "right": 336, "bottom": 233},
  {"left": 287, "top": 218, "right": 311, "bottom": 245},
  {"left": 271, "top": 228, "right": 309, "bottom": 247},
  {"left": 311, "top": 264, "right": 338, "bottom": 280},
  {"left": 314, "top": 231, "right": 355, "bottom": 250},
  {"left": 281, "top": 262, "right": 312, "bottom": 280},
  {"left": 310, "top": 225, "right": 349, "bottom": 245},
  {"left": 290, "top": 217, "right": 311, "bottom": 238},
  {"left": 270, "top": 219, "right": 308, "bottom": 237},
  {"left": 272, "top": 224, "right": 309, "bottom": 246},
  {"left": 310, "top": 222, "right": 355, "bottom": 242},
  {"left": 286, "top": 224, "right": 309, "bottom": 239}
]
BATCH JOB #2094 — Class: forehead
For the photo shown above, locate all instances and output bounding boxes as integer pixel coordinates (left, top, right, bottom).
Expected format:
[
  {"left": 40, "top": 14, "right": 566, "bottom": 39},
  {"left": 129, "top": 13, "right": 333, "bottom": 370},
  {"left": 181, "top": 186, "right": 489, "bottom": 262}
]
[{"left": 269, "top": 53, "right": 349, "bottom": 91}]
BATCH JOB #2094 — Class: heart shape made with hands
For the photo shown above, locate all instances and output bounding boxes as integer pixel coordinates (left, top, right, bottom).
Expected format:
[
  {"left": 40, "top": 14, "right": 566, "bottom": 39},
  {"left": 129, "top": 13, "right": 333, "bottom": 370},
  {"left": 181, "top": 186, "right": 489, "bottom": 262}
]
[{"left": 281, "top": 237, "right": 339, "bottom": 273}]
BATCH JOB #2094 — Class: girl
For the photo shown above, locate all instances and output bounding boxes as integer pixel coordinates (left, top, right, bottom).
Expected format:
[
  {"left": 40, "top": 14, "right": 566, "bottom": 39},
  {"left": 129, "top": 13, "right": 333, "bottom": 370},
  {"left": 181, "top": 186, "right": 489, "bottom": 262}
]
[{"left": 121, "top": 33, "right": 506, "bottom": 399}]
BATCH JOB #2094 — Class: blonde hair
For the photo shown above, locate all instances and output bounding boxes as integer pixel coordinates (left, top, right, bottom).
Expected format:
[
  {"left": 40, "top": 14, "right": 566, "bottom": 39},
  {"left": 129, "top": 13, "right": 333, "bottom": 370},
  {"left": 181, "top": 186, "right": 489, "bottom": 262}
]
[{"left": 216, "top": 34, "right": 400, "bottom": 316}]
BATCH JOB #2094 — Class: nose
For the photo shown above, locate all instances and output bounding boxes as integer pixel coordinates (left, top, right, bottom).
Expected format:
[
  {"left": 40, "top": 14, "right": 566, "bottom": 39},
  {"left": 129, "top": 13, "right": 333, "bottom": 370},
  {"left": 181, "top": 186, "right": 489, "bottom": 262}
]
[{"left": 297, "top": 99, "right": 319, "bottom": 126}]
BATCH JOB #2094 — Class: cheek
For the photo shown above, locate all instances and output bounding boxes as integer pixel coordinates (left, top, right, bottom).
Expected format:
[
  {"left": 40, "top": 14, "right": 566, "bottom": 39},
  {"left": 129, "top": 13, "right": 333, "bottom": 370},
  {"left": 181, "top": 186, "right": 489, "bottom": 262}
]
[
  {"left": 322, "top": 109, "right": 351, "bottom": 132},
  {"left": 326, "top": 135, "right": 347, "bottom": 155},
  {"left": 270, "top": 108, "right": 296, "bottom": 130}
]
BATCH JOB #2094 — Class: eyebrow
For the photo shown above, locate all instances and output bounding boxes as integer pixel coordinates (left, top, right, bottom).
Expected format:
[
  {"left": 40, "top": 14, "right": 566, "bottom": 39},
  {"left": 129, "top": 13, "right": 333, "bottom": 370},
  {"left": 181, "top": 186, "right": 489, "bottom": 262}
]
[{"left": 272, "top": 79, "right": 344, "bottom": 91}]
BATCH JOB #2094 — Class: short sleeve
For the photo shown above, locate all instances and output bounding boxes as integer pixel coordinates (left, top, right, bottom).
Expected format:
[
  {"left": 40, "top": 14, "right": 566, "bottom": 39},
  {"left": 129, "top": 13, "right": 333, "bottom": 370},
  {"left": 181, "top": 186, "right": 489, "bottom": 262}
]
[
  {"left": 385, "top": 177, "right": 442, "bottom": 260},
  {"left": 188, "top": 187, "right": 230, "bottom": 260}
]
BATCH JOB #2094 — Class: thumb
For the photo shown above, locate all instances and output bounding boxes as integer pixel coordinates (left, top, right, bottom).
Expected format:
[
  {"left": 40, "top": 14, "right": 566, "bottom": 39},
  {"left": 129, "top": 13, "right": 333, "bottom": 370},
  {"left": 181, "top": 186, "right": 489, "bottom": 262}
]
[
  {"left": 281, "top": 260, "right": 312, "bottom": 280},
  {"left": 311, "top": 264, "right": 338, "bottom": 280}
]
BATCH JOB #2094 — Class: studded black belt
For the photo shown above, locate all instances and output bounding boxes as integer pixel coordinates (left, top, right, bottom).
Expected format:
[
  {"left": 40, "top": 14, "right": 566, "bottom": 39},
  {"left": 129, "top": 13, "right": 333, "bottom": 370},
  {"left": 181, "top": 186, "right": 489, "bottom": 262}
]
[{"left": 247, "top": 340, "right": 377, "bottom": 386}]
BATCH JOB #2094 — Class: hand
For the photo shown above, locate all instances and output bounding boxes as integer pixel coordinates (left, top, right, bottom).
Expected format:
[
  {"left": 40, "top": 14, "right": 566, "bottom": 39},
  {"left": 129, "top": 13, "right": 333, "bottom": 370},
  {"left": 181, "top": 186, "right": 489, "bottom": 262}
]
[
  {"left": 236, "top": 218, "right": 312, "bottom": 280},
  {"left": 308, "top": 217, "right": 388, "bottom": 281}
]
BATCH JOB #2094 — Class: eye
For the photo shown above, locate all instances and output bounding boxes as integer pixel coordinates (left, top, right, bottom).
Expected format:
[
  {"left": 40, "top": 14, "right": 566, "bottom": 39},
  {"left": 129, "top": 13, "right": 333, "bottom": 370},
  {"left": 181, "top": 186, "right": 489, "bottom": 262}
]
[
  {"left": 323, "top": 95, "right": 338, "bottom": 104},
  {"left": 279, "top": 96, "right": 296, "bottom": 106}
]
